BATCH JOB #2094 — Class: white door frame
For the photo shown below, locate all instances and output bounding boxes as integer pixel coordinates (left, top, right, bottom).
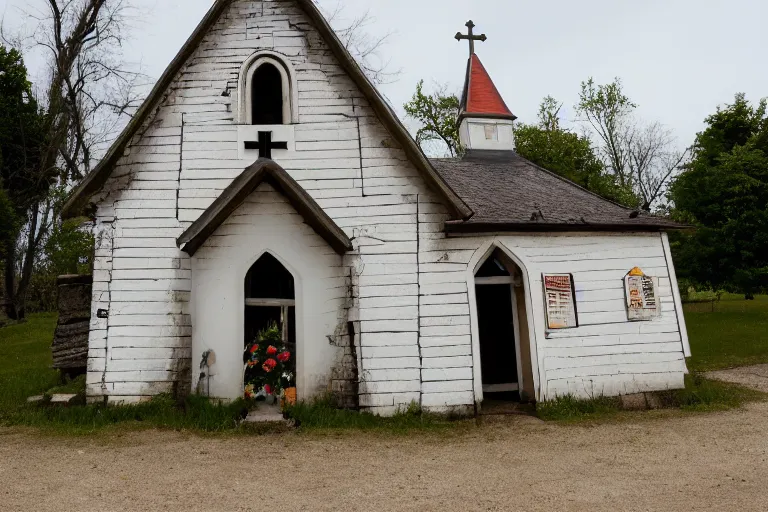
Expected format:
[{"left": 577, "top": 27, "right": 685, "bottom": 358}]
[
  {"left": 239, "top": 249, "right": 305, "bottom": 399},
  {"left": 474, "top": 274, "right": 524, "bottom": 396},
  {"left": 466, "top": 239, "right": 541, "bottom": 404}
]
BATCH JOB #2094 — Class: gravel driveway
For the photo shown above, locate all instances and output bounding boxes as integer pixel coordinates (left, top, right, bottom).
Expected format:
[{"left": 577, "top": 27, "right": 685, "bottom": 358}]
[
  {"left": 707, "top": 364, "right": 768, "bottom": 393},
  {"left": 3, "top": 402, "right": 768, "bottom": 512}
]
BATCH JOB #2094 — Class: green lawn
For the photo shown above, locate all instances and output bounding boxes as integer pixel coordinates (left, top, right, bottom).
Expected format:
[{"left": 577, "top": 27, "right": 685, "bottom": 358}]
[
  {"left": 0, "top": 314, "right": 461, "bottom": 434},
  {"left": 0, "top": 313, "right": 61, "bottom": 415},
  {"left": 2, "top": 295, "right": 767, "bottom": 431},
  {"left": 685, "top": 294, "right": 768, "bottom": 372}
]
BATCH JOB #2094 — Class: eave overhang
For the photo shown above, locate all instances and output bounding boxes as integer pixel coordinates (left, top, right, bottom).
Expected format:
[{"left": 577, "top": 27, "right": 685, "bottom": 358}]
[{"left": 177, "top": 158, "right": 353, "bottom": 256}]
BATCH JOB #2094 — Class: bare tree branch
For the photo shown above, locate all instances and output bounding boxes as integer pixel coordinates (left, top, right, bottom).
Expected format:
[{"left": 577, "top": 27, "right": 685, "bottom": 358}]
[
  {"left": 319, "top": 1, "right": 401, "bottom": 86},
  {"left": 1, "top": 0, "right": 146, "bottom": 318}
]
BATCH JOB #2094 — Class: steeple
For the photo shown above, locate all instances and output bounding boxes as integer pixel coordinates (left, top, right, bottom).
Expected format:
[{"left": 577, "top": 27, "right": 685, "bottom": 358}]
[{"left": 455, "top": 21, "right": 516, "bottom": 152}]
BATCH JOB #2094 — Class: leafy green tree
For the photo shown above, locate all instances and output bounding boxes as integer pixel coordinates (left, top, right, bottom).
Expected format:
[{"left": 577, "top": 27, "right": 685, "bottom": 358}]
[
  {"left": 0, "top": 45, "right": 49, "bottom": 317},
  {"left": 0, "top": 185, "right": 18, "bottom": 262},
  {"left": 404, "top": 80, "right": 462, "bottom": 157},
  {"left": 43, "top": 217, "right": 94, "bottom": 277},
  {"left": 669, "top": 94, "right": 768, "bottom": 298},
  {"left": 576, "top": 78, "right": 687, "bottom": 211},
  {"left": 515, "top": 96, "right": 638, "bottom": 206},
  {"left": 0, "top": 46, "right": 48, "bottom": 221}
]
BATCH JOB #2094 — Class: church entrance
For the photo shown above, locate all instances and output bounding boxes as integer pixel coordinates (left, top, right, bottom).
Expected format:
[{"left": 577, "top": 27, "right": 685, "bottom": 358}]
[
  {"left": 475, "top": 249, "right": 519, "bottom": 400},
  {"left": 243, "top": 253, "right": 297, "bottom": 401},
  {"left": 473, "top": 248, "right": 534, "bottom": 407}
]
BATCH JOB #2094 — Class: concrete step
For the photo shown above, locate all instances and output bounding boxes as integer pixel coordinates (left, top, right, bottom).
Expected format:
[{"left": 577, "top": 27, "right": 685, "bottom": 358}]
[{"left": 244, "top": 404, "right": 289, "bottom": 424}]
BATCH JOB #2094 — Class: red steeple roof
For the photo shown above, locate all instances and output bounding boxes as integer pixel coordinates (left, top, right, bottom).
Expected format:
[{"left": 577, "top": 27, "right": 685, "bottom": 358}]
[{"left": 460, "top": 54, "right": 516, "bottom": 121}]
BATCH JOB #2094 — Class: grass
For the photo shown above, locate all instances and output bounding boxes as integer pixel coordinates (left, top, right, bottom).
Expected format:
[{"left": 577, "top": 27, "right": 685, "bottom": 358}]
[
  {"left": 0, "top": 313, "right": 61, "bottom": 414},
  {"left": 536, "top": 394, "right": 621, "bottom": 422},
  {"left": 3, "top": 293, "right": 768, "bottom": 432},
  {"left": 537, "top": 373, "right": 766, "bottom": 422},
  {"left": 286, "top": 399, "right": 467, "bottom": 434},
  {"left": 0, "top": 313, "right": 464, "bottom": 435},
  {"left": 0, "top": 313, "right": 255, "bottom": 434},
  {"left": 685, "top": 294, "right": 768, "bottom": 372}
]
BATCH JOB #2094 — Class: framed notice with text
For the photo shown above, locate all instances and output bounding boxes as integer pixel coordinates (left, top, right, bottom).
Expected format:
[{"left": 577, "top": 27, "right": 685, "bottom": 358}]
[
  {"left": 625, "top": 267, "right": 661, "bottom": 321},
  {"left": 543, "top": 274, "right": 579, "bottom": 329}
]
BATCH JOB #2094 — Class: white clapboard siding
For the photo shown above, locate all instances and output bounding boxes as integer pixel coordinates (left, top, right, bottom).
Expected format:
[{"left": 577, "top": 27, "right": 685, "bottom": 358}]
[
  {"left": 415, "top": 224, "right": 688, "bottom": 405},
  {"left": 85, "top": 0, "right": 687, "bottom": 411}
]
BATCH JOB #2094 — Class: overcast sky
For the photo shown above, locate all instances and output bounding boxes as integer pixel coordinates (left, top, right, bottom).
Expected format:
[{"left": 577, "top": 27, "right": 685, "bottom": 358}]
[{"left": 2, "top": 0, "right": 766, "bottom": 149}]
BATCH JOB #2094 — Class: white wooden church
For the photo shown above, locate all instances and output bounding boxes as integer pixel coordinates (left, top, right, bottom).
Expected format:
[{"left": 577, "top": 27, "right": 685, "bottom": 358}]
[{"left": 63, "top": 0, "right": 690, "bottom": 414}]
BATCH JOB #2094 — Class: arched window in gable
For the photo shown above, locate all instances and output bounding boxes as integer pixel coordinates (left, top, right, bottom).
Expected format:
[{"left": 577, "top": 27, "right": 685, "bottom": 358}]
[
  {"left": 239, "top": 52, "right": 298, "bottom": 125},
  {"left": 251, "top": 63, "right": 284, "bottom": 125}
]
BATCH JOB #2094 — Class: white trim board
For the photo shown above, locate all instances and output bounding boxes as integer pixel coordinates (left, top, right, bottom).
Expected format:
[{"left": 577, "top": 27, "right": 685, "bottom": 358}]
[{"left": 661, "top": 232, "right": 691, "bottom": 358}]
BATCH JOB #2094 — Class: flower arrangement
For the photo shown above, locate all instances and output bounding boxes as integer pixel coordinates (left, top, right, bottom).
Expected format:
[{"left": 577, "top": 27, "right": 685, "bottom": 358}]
[{"left": 243, "top": 323, "right": 295, "bottom": 400}]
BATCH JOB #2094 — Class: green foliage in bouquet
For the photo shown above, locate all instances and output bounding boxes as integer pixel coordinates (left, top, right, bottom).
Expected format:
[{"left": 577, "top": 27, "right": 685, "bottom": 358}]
[{"left": 243, "top": 323, "right": 294, "bottom": 399}]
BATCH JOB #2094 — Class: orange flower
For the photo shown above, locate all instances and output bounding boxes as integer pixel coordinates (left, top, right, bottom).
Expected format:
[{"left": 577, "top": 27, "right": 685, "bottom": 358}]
[
  {"left": 277, "top": 351, "right": 291, "bottom": 363},
  {"left": 266, "top": 346, "right": 278, "bottom": 356},
  {"left": 247, "top": 360, "right": 258, "bottom": 368}
]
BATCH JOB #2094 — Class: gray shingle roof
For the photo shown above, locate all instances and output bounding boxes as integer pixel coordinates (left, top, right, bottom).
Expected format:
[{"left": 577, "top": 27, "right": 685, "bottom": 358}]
[{"left": 431, "top": 150, "right": 684, "bottom": 233}]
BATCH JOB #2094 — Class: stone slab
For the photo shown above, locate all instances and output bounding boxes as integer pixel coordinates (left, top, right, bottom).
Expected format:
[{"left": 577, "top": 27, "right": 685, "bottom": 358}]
[
  {"left": 50, "top": 394, "right": 78, "bottom": 404},
  {"left": 245, "top": 404, "right": 288, "bottom": 424}
]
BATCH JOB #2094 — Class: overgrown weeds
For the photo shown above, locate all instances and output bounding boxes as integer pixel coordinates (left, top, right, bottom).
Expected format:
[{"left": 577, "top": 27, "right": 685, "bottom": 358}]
[
  {"left": 4, "top": 394, "right": 250, "bottom": 435},
  {"left": 284, "top": 398, "right": 467, "bottom": 434},
  {"left": 536, "top": 373, "right": 767, "bottom": 422},
  {"left": 536, "top": 394, "right": 622, "bottom": 421},
  {"left": 664, "top": 372, "right": 766, "bottom": 411}
]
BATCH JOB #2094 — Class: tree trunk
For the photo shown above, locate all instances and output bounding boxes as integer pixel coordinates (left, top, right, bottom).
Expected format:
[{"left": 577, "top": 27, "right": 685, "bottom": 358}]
[
  {"left": 13, "top": 203, "right": 42, "bottom": 320},
  {"left": 3, "top": 239, "right": 18, "bottom": 320}
]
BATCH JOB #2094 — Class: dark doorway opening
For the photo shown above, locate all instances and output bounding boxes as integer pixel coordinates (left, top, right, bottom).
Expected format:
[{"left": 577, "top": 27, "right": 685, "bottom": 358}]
[
  {"left": 475, "top": 249, "right": 519, "bottom": 402},
  {"left": 251, "top": 63, "right": 284, "bottom": 125}
]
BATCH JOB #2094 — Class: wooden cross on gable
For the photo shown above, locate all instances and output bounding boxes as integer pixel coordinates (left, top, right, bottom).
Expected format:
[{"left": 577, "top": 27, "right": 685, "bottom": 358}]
[
  {"left": 244, "top": 131, "right": 288, "bottom": 159},
  {"left": 455, "top": 20, "right": 487, "bottom": 56}
]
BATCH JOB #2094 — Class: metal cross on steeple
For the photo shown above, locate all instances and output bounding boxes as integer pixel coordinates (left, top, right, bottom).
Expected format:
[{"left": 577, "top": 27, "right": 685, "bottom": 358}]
[{"left": 455, "top": 20, "right": 487, "bottom": 56}]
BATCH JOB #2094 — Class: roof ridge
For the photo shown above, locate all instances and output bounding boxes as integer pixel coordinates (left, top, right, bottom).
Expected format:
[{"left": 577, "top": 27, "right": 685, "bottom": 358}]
[{"left": 177, "top": 158, "right": 352, "bottom": 256}]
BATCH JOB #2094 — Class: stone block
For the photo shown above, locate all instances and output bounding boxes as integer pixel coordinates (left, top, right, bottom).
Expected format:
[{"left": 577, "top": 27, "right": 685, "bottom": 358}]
[
  {"left": 645, "top": 393, "right": 663, "bottom": 410},
  {"left": 619, "top": 393, "right": 647, "bottom": 410}
]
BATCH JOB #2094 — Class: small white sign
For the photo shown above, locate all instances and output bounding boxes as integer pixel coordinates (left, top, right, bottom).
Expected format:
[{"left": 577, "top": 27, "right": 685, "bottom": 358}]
[
  {"left": 543, "top": 274, "right": 578, "bottom": 329},
  {"left": 625, "top": 268, "right": 661, "bottom": 321}
]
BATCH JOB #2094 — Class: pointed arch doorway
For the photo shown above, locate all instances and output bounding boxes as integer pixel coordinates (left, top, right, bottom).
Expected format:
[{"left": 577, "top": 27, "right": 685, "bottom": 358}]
[
  {"left": 244, "top": 253, "right": 297, "bottom": 394},
  {"left": 473, "top": 248, "right": 535, "bottom": 403}
]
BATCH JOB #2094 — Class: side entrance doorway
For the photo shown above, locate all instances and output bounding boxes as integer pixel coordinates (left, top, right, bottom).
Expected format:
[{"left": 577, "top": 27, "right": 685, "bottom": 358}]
[{"left": 474, "top": 248, "right": 534, "bottom": 404}]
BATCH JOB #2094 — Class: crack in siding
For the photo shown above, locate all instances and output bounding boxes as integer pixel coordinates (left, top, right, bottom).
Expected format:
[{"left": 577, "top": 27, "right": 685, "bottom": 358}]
[
  {"left": 353, "top": 98, "right": 366, "bottom": 197},
  {"left": 176, "top": 114, "right": 184, "bottom": 220},
  {"left": 416, "top": 194, "right": 423, "bottom": 407},
  {"left": 99, "top": 221, "right": 115, "bottom": 403}
]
